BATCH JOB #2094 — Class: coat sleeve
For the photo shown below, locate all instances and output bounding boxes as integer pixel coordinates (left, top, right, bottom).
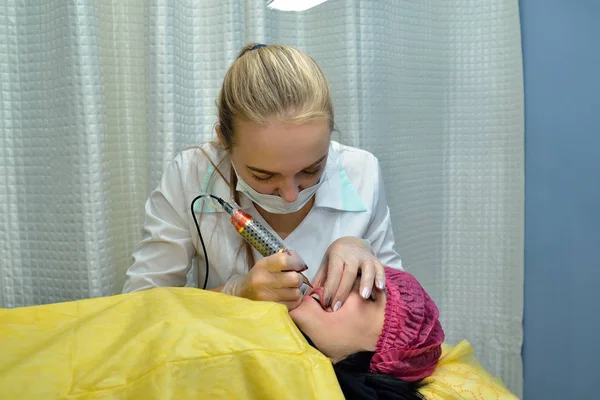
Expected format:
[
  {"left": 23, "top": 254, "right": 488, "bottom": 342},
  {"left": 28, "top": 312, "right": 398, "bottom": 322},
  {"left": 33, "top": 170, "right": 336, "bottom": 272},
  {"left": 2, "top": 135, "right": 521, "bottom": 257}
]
[{"left": 123, "top": 154, "right": 196, "bottom": 292}]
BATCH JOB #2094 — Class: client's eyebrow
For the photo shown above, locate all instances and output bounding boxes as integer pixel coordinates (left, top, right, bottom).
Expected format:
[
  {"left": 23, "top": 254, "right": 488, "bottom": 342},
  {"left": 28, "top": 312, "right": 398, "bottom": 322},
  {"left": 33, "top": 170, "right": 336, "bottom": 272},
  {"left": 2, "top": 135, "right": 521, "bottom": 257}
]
[{"left": 246, "top": 154, "right": 327, "bottom": 175}]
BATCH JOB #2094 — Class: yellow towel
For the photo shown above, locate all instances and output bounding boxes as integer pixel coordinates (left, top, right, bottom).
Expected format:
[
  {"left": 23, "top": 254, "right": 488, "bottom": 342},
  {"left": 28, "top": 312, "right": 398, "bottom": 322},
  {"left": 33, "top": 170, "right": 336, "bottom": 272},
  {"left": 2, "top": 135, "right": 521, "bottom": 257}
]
[{"left": 0, "top": 287, "right": 344, "bottom": 399}]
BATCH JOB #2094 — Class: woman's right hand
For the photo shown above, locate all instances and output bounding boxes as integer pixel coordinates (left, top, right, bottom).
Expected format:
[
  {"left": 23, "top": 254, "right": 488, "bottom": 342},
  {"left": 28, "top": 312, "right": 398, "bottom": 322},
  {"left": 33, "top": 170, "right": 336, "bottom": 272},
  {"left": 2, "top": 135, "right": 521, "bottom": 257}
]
[{"left": 222, "top": 249, "right": 307, "bottom": 310}]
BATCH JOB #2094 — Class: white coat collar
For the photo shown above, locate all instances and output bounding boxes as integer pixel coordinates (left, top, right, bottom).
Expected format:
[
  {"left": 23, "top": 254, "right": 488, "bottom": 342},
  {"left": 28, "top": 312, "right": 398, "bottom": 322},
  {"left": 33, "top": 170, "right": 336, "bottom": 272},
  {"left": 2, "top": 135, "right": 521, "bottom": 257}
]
[{"left": 193, "top": 141, "right": 367, "bottom": 213}]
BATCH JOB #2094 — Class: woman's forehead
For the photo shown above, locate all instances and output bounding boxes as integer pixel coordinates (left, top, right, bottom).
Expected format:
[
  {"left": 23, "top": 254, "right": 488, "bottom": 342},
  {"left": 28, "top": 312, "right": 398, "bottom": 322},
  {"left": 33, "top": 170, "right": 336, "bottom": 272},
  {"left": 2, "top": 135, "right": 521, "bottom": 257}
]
[{"left": 233, "top": 118, "right": 330, "bottom": 160}]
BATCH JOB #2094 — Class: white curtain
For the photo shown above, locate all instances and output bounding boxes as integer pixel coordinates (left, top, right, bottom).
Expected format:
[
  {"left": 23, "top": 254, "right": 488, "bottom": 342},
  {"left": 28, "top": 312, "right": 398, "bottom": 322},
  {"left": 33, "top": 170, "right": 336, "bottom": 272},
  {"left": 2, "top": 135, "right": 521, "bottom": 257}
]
[{"left": 0, "top": 0, "right": 524, "bottom": 396}]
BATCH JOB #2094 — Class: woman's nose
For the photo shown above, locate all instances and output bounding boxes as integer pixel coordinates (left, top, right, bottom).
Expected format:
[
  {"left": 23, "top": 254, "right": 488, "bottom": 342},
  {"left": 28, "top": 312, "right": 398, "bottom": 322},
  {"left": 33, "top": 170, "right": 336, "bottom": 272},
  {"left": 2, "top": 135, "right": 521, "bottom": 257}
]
[{"left": 278, "top": 179, "right": 300, "bottom": 202}]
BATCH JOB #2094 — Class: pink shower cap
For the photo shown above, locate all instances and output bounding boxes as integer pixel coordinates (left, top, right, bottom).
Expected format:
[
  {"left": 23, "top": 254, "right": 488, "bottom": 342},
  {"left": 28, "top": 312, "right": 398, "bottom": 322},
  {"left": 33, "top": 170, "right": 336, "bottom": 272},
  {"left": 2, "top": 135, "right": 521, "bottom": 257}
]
[{"left": 369, "top": 267, "right": 445, "bottom": 382}]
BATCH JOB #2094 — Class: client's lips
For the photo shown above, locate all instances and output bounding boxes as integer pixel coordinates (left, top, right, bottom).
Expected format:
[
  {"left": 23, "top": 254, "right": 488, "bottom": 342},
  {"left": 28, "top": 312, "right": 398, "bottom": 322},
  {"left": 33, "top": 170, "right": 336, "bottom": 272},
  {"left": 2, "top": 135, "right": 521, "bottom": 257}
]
[{"left": 305, "top": 287, "right": 325, "bottom": 308}]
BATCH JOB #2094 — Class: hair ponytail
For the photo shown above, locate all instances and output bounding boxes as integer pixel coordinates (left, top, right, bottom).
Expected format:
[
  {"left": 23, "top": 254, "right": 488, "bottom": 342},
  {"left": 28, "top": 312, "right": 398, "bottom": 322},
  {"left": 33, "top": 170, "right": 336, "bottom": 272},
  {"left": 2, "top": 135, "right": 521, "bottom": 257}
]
[
  {"left": 301, "top": 331, "right": 424, "bottom": 400},
  {"left": 333, "top": 352, "right": 425, "bottom": 400}
]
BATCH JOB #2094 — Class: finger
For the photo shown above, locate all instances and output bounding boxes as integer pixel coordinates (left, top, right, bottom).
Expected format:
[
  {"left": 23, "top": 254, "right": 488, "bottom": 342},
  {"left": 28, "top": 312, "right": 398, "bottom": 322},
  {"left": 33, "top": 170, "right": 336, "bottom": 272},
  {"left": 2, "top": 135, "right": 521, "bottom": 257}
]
[
  {"left": 273, "top": 271, "right": 304, "bottom": 289},
  {"left": 311, "top": 268, "right": 325, "bottom": 289},
  {"left": 273, "top": 287, "right": 303, "bottom": 302},
  {"left": 311, "top": 256, "right": 328, "bottom": 288},
  {"left": 281, "top": 297, "right": 303, "bottom": 311},
  {"left": 322, "top": 255, "right": 345, "bottom": 308},
  {"left": 262, "top": 250, "right": 306, "bottom": 273},
  {"left": 374, "top": 262, "right": 386, "bottom": 290},
  {"left": 312, "top": 251, "right": 332, "bottom": 288},
  {"left": 359, "top": 260, "right": 377, "bottom": 299},
  {"left": 331, "top": 261, "right": 359, "bottom": 312}
]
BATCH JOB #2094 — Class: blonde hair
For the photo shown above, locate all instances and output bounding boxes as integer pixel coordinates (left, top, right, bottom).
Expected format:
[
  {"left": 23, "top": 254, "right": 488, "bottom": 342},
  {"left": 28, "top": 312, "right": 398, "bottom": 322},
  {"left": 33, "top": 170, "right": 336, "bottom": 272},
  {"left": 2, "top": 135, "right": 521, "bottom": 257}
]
[
  {"left": 217, "top": 43, "right": 334, "bottom": 150},
  {"left": 198, "top": 43, "right": 334, "bottom": 286}
]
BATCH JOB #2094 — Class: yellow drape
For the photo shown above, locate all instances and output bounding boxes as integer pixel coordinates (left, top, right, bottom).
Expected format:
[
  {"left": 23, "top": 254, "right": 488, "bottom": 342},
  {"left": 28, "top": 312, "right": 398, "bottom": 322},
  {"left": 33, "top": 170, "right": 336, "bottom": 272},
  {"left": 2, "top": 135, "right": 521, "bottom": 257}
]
[
  {"left": 0, "top": 287, "right": 518, "bottom": 399},
  {"left": 0, "top": 288, "right": 344, "bottom": 399}
]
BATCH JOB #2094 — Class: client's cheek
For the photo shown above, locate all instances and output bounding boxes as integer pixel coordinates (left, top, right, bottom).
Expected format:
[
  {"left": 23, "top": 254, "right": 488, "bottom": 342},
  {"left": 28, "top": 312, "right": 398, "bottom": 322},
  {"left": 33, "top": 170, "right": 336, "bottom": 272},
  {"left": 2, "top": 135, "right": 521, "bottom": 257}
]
[
  {"left": 290, "top": 303, "right": 325, "bottom": 332},
  {"left": 289, "top": 306, "right": 310, "bottom": 329}
]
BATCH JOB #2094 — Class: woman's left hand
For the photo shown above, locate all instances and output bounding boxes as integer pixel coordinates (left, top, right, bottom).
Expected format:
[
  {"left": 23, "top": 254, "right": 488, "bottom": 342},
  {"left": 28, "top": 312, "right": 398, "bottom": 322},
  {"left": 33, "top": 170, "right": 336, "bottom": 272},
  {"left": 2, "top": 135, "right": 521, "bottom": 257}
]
[{"left": 312, "top": 236, "right": 386, "bottom": 312}]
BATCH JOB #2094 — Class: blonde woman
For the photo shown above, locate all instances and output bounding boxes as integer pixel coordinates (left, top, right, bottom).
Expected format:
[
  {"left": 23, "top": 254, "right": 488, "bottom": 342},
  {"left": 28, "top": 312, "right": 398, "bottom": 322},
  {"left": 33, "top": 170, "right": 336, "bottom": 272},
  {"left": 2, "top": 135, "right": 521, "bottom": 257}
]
[{"left": 123, "top": 43, "right": 402, "bottom": 313}]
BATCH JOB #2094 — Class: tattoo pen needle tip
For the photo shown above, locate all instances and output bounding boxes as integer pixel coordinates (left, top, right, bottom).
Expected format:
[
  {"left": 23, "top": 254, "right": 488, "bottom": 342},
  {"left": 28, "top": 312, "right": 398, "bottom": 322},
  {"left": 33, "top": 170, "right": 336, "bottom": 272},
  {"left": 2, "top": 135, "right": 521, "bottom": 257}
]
[{"left": 301, "top": 273, "right": 313, "bottom": 289}]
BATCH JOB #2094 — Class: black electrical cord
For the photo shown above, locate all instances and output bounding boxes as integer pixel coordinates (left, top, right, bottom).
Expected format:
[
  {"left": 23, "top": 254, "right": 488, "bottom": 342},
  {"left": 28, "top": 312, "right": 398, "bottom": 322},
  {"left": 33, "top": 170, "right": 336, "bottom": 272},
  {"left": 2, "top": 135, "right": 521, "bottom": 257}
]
[{"left": 190, "top": 194, "right": 226, "bottom": 289}]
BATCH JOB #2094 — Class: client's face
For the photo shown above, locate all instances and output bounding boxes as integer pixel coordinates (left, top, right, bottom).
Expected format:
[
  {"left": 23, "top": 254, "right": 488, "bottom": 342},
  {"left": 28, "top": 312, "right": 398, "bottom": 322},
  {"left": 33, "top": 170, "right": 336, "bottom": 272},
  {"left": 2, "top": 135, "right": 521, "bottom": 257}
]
[{"left": 289, "top": 279, "right": 386, "bottom": 363}]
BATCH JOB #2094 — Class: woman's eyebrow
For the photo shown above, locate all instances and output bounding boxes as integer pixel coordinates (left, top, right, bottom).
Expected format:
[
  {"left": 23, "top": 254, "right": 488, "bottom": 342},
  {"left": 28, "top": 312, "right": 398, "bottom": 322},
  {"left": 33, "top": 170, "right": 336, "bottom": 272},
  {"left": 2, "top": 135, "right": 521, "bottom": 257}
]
[{"left": 246, "top": 154, "right": 327, "bottom": 175}]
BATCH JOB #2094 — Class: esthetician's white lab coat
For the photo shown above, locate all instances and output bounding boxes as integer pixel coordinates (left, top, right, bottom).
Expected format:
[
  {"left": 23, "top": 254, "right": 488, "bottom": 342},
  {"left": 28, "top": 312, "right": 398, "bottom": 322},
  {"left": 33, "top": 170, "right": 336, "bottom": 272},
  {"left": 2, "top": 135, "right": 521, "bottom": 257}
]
[{"left": 123, "top": 141, "right": 403, "bottom": 293}]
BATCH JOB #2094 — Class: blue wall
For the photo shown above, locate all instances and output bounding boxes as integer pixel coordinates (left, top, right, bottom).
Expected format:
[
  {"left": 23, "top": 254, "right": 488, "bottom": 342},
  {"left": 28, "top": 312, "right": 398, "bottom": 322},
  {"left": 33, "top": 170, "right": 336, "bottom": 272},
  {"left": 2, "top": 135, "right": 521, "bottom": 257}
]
[{"left": 521, "top": 1, "right": 600, "bottom": 399}]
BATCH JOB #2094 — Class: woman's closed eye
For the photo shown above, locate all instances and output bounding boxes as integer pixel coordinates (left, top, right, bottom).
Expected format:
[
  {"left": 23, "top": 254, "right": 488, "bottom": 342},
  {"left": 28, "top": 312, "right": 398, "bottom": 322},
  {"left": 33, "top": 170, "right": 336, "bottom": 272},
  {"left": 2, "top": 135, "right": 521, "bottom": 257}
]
[
  {"left": 252, "top": 174, "right": 274, "bottom": 183},
  {"left": 301, "top": 167, "right": 321, "bottom": 176},
  {"left": 252, "top": 167, "right": 322, "bottom": 183}
]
